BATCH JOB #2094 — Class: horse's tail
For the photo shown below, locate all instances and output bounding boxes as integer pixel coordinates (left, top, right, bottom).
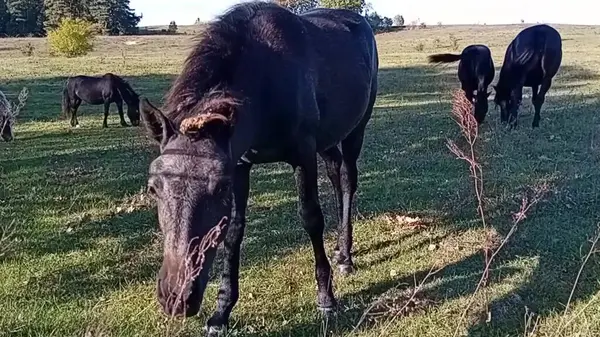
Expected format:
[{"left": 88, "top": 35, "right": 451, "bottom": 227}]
[
  {"left": 62, "top": 83, "right": 71, "bottom": 118},
  {"left": 427, "top": 53, "right": 462, "bottom": 64}
]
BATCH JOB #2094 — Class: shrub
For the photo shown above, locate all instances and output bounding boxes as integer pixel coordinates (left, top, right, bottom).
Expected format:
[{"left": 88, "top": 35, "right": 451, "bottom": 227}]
[
  {"left": 48, "top": 18, "right": 94, "bottom": 57},
  {"left": 415, "top": 43, "right": 424, "bottom": 52},
  {"left": 168, "top": 21, "right": 178, "bottom": 34}
]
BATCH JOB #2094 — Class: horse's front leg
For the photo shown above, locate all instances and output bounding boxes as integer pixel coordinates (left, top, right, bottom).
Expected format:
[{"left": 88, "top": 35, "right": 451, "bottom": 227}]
[
  {"left": 206, "top": 162, "right": 252, "bottom": 337},
  {"left": 103, "top": 102, "right": 110, "bottom": 128},
  {"left": 116, "top": 99, "right": 129, "bottom": 127},
  {"left": 294, "top": 146, "right": 336, "bottom": 312}
]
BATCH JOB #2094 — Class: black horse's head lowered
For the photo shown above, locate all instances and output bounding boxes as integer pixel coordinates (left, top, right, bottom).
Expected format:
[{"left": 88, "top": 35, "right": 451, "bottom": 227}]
[
  {"left": 141, "top": 93, "right": 238, "bottom": 317},
  {"left": 493, "top": 83, "right": 520, "bottom": 124},
  {"left": 428, "top": 44, "right": 495, "bottom": 125}
]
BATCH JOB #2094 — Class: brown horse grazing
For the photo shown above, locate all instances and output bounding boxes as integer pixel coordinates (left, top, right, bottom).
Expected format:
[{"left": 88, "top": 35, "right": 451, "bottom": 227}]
[
  {"left": 494, "top": 24, "right": 562, "bottom": 128},
  {"left": 428, "top": 44, "right": 495, "bottom": 124},
  {"left": 140, "top": 2, "right": 378, "bottom": 334}
]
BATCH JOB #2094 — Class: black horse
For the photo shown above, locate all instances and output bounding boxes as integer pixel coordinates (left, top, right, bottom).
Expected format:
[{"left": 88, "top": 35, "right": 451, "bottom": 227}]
[
  {"left": 428, "top": 44, "right": 495, "bottom": 124},
  {"left": 62, "top": 73, "right": 141, "bottom": 128},
  {"left": 140, "top": 2, "right": 378, "bottom": 334},
  {"left": 494, "top": 24, "right": 562, "bottom": 128}
]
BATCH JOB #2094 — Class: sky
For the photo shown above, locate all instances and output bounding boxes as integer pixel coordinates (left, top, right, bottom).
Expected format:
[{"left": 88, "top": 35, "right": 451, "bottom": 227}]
[{"left": 130, "top": 0, "right": 599, "bottom": 27}]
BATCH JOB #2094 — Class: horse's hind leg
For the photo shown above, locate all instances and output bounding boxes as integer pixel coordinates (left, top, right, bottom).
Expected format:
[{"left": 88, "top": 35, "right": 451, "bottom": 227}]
[
  {"left": 319, "top": 147, "right": 343, "bottom": 251},
  {"left": 116, "top": 98, "right": 129, "bottom": 127},
  {"left": 206, "top": 162, "right": 252, "bottom": 336},
  {"left": 103, "top": 102, "right": 110, "bottom": 128},
  {"left": 334, "top": 126, "right": 367, "bottom": 275},
  {"left": 294, "top": 144, "right": 335, "bottom": 311},
  {"left": 532, "top": 79, "right": 552, "bottom": 128}
]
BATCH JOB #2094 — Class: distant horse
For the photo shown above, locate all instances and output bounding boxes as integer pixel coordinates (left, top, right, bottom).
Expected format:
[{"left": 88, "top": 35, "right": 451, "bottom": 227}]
[
  {"left": 62, "top": 73, "right": 141, "bottom": 128},
  {"left": 1, "top": 88, "right": 27, "bottom": 142},
  {"left": 0, "top": 90, "right": 13, "bottom": 141},
  {"left": 139, "top": 2, "right": 378, "bottom": 333},
  {"left": 494, "top": 24, "right": 562, "bottom": 128},
  {"left": 428, "top": 45, "right": 495, "bottom": 124}
]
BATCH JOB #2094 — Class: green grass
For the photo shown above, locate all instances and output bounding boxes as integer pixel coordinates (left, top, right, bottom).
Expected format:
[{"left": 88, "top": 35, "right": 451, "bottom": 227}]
[{"left": 2, "top": 25, "right": 600, "bottom": 337}]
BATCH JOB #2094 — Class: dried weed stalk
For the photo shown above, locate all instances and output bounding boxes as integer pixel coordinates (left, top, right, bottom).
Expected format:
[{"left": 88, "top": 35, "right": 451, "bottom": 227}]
[
  {"left": 446, "top": 90, "right": 490, "bottom": 283},
  {"left": 447, "top": 90, "right": 550, "bottom": 335}
]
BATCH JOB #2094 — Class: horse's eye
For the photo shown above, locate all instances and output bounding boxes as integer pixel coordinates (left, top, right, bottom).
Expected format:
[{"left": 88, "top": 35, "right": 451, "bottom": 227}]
[
  {"left": 147, "top": 185, "right": 157, "bottom": 197},
  {"left": 147, "top": 178, "right": 160, "bottom": 198},
  {"left": 213, "top": 180, "right": 231, "bottom": 196}
]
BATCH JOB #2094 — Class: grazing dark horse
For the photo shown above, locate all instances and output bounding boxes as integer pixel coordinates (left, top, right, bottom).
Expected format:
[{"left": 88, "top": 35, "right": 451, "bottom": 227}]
[
  {"left": 62, "top": 73, "right": 141, "bottom": 128},
  {"left": 140, "top": 2, "right": 378, "bottom": 334},
  {"left": 494, "top": 24, "right": 562, "bottom": 128},
  {"left": 428, "top": 44, "right": 495, "bottom": 124},
  {"left": 0, "top": 90, "right": 13, "bottom": 141}
]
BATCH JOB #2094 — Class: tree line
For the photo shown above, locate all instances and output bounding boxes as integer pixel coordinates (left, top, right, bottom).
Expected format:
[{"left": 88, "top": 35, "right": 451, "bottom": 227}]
[
  {"left": 274, "top": 0, "right": 403, "bottom": 31},
  {"left": 0, "top": 0, "right": 140, "bottom": 37}
]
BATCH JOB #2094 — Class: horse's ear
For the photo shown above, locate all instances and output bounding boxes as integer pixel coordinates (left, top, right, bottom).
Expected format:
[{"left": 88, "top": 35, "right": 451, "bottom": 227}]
[{"left": 140, "top": 97, "right": 174, "bottom": 147}]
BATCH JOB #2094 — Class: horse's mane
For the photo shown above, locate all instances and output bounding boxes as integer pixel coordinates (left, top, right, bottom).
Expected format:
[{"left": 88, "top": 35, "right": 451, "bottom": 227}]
[
  {"left": 163, "top": 1, "right": 280, "bottom": 124},
  {"left": 104, "top": 73, "right": 139, "bottom": 104}
]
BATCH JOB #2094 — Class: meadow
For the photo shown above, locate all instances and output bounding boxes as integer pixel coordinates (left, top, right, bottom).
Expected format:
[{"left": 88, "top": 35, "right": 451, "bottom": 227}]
[{"left": 1, "top": 24, "right": 600, "bottom": 336}]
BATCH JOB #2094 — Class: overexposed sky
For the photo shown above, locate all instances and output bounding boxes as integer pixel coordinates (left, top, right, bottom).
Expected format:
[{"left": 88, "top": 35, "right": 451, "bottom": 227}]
[{"left": 130, "top": 0, "right": 599, "bottom": 27}]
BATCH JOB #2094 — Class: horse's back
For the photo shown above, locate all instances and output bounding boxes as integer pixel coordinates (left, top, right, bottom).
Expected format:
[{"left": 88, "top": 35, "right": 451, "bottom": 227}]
[
  {"left": 509, "top": 25, "right": 562, "bottom": 71},
  {"left": 299, "top": 9, "right": 378, "bottom": 149}
]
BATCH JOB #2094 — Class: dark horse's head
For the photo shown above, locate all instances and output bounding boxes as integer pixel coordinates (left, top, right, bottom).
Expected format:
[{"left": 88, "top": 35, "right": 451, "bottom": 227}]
[
  {"left": 140, "top": 93, "right": 238, "bottom": 317},
  {"left": 474, "top": 90, "right": 491, "bottom": 124},
  {"left": 125, "top": 93, "right": 141, "bottom": 126},
  {"left": 493, "top": 84, "right": 521, "bottom": 124}
]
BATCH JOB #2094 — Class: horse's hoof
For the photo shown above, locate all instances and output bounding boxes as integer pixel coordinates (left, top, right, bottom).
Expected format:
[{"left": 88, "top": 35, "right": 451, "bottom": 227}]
[
  {"left": 338, "top": 264, "right": 355, "bottom": 275},
  {"left": 317, "top": 304, "right": 336, "bottom": 317},
  {"left": 205, "top": 325, "right": 227, "bottom": 337}
]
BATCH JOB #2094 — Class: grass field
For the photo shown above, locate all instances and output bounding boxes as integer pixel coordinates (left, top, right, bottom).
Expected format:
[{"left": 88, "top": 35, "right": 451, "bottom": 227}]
[{"left": 2, "top": 24, "right": 600, "bottom": 337}]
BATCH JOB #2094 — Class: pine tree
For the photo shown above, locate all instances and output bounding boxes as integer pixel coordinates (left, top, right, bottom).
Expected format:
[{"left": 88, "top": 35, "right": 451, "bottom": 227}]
[
  {"left": 87, "top": 0, "right": 109, "bottom": 33},
  {"left": 88, "top": 0, "right": 140, "bottom": 35},
  {"left": 110, "top": 0, "right": 140, "bottom": 35},
  {"left": 44, "top": 0, "right": 90, "bottom": 30},
  {"left": 0, "top": 0, "right": 10, "bottom": 36},
  {"left": 6, "top": 0, "right": 44, "bottom": 36}
]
